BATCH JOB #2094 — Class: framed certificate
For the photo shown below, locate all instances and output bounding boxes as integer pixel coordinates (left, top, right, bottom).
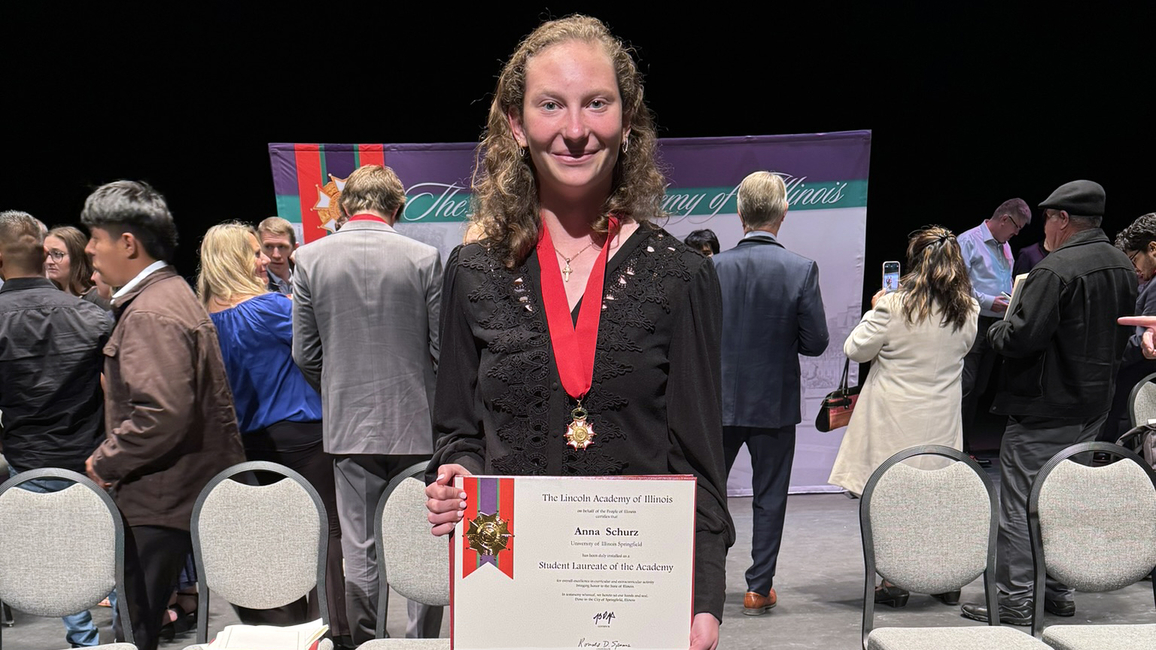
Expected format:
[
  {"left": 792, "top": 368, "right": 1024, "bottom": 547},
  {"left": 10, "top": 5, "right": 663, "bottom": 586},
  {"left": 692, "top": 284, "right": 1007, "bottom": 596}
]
[{"left": 452, "top": 475, "right": 696, "bottom": 650}]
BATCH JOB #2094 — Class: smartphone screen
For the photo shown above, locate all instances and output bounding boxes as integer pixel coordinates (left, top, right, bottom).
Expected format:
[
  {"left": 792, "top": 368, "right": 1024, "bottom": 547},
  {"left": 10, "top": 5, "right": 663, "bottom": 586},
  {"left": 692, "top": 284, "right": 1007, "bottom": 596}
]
[{"left": 882, "top": 261, "right": 901, "bottom": 292}]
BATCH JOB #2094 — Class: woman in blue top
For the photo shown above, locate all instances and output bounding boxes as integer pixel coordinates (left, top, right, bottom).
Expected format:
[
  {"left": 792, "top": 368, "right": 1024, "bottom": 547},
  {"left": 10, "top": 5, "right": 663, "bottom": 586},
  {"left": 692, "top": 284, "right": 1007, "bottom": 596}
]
[{"left": 197, "top": 222, "right": 349, "bottom": 643}]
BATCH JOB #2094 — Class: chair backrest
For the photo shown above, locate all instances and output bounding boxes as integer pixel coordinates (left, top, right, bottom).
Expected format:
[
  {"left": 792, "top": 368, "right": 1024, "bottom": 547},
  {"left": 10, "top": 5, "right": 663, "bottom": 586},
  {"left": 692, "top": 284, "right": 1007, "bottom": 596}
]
[
  {"left": 1129, "top": 372, "right": 1156, "bottom": 428},
  {"left": 192, "top": 461, "right": 327, "bottom": 644},
  {"left": 374, "top": 461, "right": 448, "bottom": 639},
  {"left": 0, "top": 468, "right": 134, "bottom": 646},
  {"left": 1029, "top": 441, "right": 1156, "bottom": 636},
  {"left": 859, "top": 445, "right": 1000, "bottom": 649}
]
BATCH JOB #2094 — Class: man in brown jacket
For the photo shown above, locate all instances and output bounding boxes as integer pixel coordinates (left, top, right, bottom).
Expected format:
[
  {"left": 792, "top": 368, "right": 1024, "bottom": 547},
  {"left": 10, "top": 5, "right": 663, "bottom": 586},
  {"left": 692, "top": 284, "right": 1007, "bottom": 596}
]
[{"left": 82, "top": 180, "right": 244, "bottom": 650}]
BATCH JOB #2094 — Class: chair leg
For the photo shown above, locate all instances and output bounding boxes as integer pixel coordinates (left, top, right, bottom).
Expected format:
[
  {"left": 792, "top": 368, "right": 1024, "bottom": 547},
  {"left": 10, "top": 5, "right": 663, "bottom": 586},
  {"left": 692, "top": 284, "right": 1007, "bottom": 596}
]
[{"left": 2, "top": 601, "right": 13, "bottom": 626}]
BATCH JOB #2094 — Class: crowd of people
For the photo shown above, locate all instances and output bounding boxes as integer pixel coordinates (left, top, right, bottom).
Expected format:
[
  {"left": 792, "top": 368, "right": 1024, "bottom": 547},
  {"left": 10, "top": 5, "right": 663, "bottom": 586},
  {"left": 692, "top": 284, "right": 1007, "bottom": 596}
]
[
  {"left": 0, "top": 13, "right": 1153, "bottom": 650},
  {"left": 825, "top": 181, "right": 1144, "bottom": 625}
]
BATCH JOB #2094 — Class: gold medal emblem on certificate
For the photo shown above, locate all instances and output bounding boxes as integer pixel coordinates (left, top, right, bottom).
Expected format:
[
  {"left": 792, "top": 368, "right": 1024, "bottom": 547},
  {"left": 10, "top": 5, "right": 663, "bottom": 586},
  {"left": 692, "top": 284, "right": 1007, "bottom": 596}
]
[
  {"left": 564, "top": 405, "right": 596, "bottom": 450},
  {"left": 465, "top": 511, "right": 513, "bottom": 557}
]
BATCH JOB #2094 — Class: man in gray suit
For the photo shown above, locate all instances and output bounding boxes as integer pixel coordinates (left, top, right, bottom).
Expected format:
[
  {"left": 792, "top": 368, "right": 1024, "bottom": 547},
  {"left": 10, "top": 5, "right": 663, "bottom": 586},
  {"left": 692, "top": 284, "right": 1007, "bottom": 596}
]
[
  {"left": 713, "top": 171, "right": 829, "bottom": 616},
  {"left": 293, "top": 164, "right": 443, "bottom": 643}
]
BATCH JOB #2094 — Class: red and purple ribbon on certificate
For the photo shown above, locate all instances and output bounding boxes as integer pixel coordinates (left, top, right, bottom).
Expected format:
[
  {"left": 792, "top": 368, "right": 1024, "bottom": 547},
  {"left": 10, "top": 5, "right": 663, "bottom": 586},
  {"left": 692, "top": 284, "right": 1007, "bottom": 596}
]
[{"left": 461, "top": 477, "right": 515, "bottom": 579}]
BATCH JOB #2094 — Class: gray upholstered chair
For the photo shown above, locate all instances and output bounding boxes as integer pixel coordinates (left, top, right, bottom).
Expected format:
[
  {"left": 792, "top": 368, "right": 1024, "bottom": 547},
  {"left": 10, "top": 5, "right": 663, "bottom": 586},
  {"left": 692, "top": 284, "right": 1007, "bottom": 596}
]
[
  {"left": 1027, "top": 441, "right": 1156, "bottom": 649},
  {"left": 186, "top": 461, "right": 333, "bottom": 649},
  {"left": 860, "top": 445, "right": 1048, "bottom": 650},
  {"left": 0, "top": 452, "right": 10, "bottom": 629},
  {"left": 1128, "top": 372, "right": 1156, "bottom": 428},
  {"left": 0, "top": 468, "right": 136, "bottom": 649},
  {"left": 357, "top": 462, "right": 448, "bottom": 650}
]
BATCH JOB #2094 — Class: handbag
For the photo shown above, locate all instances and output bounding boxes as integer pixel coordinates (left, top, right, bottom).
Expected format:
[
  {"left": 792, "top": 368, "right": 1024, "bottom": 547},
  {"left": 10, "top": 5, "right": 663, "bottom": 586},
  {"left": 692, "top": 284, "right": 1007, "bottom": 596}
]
[
  {"left": 815, "top": 358, "right": 861, "bottom": 432},
  {"left": 1116, "top": 422, "right": 1156, "bottom": 470}
]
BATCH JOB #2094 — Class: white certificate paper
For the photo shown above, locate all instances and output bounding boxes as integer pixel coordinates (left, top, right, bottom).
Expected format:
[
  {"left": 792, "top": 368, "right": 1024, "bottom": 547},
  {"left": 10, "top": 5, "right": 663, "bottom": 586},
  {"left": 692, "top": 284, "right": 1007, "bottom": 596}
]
[{"left": 452, "top": 475, "right": 696, "bottom": 650}]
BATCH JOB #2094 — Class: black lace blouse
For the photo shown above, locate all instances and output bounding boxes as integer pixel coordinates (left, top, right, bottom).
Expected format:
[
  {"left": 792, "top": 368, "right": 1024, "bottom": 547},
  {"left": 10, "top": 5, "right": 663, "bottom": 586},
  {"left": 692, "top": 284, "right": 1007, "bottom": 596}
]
[{"left": 430, "top": 223, "right": 735, "bottom": 620}]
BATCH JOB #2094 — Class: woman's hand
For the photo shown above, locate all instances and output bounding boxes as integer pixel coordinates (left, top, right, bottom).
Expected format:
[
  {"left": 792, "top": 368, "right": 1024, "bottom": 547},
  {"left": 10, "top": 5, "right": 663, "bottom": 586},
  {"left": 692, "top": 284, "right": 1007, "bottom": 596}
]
[
  {"left": 426, "top": 463, "right": 473, "bottom": 536},
  {"left": 688, "top": 612, "right": 719, "bottom": 650},
  {"left": 870, "top": 288, "right": 886, "bottom": 309},
  {"left": 1119, "top": 316, "right": 1156, "bottom": 359}
]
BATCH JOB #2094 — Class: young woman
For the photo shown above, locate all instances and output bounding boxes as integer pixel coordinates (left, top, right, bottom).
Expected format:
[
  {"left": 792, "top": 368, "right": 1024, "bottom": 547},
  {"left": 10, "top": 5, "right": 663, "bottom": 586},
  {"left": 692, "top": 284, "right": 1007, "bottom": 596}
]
[
  {"left": 46, "top": 226, "right": 109, "bottom": 309},
  {"left": 197, "top": 222, "right": 349, "bottom": 643},
  {"left": 828, "top": 225, "right": 979, "bottom": 607},
  {"left": 423, "top": 16, "right": 733, "bottom": 649}
]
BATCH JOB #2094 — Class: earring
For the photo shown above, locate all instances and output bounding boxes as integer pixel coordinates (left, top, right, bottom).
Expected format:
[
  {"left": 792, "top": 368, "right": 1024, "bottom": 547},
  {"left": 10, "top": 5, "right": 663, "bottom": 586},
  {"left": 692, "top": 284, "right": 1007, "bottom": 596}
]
[
  {"left": 621, "top": 137, "right": 630, "bottom": 154},
  {"left": 519, "top": 146, "right": 526, "bottom": 158}
]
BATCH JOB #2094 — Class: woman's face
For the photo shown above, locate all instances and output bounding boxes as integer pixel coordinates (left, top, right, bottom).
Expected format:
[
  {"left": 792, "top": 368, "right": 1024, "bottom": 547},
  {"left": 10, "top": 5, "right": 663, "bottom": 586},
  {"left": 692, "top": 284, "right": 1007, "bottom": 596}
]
[
  {"left": 44, "top": 235, "right": 72, "bottom": 287},
  {"left": 248, "top": 234, "right": 270, "bottom": 281},
  {"left": 508, "top": 40, "right": 627, "bottom": 204}
]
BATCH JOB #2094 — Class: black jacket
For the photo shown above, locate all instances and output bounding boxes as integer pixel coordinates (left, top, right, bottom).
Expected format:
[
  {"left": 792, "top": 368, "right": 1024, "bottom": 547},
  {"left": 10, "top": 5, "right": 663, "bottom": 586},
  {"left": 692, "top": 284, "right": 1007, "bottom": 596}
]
[
  {"left": 0, "top": 277, "right": 111, "bottom": 472},
  {"left": 988, "top": 228, "right": 1137, "bottom": 420}
]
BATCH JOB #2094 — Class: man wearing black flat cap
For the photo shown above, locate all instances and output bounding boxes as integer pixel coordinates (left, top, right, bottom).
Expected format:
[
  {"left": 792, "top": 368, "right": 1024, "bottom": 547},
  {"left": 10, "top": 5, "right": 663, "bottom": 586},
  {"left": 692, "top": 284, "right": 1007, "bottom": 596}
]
[{"left": 961, "top": 180, "right": 1137, "bottom": 625}]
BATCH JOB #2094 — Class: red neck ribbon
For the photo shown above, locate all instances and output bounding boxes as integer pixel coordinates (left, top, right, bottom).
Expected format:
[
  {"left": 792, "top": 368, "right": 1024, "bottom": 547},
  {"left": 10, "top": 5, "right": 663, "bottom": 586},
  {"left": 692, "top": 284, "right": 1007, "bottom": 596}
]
[
  {"left": 347, "top": 213, "right": 388, "bottom": 223},
  {"left": 535, "top": 216, "right": 621, "bottom": 401}
]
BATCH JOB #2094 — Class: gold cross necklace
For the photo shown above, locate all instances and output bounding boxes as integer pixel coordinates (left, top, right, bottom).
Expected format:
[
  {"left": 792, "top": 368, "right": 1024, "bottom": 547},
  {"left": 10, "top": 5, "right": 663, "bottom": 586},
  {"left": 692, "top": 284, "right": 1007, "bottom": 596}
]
[{"left": 553, "top": 240, "right": 597, "bottom": 282}]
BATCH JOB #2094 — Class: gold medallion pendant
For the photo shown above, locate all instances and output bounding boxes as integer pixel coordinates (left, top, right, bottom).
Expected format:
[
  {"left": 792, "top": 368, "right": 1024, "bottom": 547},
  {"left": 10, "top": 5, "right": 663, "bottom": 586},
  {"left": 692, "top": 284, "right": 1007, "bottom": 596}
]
[
  {"left": 564, "top": 404, "right": 596, "bottom": 450},
  {"left": 465, "top": 511, "right": 513, "bottom": 557}
]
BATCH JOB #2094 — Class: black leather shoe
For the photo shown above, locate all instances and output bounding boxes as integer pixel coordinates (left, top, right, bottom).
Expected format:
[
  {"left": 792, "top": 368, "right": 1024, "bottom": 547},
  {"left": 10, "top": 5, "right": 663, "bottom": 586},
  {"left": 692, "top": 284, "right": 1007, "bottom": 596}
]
[
  {"left": 1044, "top": 598, "right": 1075, "bottom": 617},
  {"left": 932, "top": 590, "right": 961, "bottom": 606},
  {"left": 874, "top": 584, "right": 909, "bottom": 608},
  {"left": 960, "top": 601, "right": 1032, "bottom": 626}
]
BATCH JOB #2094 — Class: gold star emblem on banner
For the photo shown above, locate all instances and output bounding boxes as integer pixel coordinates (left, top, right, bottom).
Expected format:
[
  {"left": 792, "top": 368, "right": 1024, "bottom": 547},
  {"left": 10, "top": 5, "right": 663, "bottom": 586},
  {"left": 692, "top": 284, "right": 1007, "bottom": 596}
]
[
  {"left": 465, "top": 511, "right": 513, "bottom": 557},
  {"left": 312, "top": 174, "right": 347, "bottom": 233}
]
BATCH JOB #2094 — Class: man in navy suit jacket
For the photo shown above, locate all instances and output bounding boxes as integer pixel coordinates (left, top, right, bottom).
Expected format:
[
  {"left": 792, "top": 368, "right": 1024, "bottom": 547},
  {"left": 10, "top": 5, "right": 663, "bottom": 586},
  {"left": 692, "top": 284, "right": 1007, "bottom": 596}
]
[{"left": 713, "top": 171, "right": 829, "bottom": 615}]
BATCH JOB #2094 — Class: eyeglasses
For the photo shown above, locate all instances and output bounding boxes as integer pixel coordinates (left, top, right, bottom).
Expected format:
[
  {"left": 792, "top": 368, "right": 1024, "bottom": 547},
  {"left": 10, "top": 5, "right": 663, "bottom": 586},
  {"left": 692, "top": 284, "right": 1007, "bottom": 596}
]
[
  {"left": 46, "top": 250, "right": 67, "bottom": 261},
  {"left": 1006, "top": 214, "right": 1024, "bottom": 231},
  {"left": 1129, "top": 251, "right": 1142, "bottom": 268}
]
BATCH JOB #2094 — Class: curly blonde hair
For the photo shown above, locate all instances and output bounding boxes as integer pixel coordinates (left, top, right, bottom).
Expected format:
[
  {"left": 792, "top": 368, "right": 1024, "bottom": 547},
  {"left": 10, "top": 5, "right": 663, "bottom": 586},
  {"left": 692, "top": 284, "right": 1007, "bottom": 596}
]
[
  {"left": 196, "top": 222, "right": 268, "bottom": 307},
  {"left": 472, "top": 14, "right": 667, "bottom": 268},
  {"left": 899, "top": 225, "right": 975, "bottom": 332}
]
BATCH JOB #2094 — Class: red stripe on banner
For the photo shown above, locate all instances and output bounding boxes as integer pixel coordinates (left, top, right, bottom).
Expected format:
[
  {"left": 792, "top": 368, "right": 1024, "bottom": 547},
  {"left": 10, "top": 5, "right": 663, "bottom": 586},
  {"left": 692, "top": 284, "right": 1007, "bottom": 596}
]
[
  {"left": 294, "top": 145, "right": 324, "bottom": 243},
  {"left": 358, "top": 143, "right": 385, "bottom": 167},
  {"left": 461, "top": 477, "right": 480, "bottom": 578},
  {"left": 497, "top": 476, "right": 515, "bottom": 575}
]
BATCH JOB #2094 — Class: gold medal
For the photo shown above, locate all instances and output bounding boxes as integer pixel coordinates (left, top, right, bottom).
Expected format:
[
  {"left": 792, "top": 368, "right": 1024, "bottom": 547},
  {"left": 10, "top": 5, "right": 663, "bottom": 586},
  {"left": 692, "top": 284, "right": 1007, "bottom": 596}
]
[
  {"left": 564, "top": 403, "right": 596, "bottom": 450},
  {"left": 465, "top": 511, "right": 514, "bottom": 557}
]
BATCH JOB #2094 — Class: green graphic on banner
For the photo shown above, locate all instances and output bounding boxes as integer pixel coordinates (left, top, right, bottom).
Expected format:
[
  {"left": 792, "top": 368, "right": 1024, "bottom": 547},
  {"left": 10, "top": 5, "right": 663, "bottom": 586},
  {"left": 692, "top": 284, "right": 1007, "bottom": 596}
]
[
  {"left": 401, "top": 183, "right": 472, "bottom": 223},
  {"left": 397, "top": 179, "right": 868, "bottom": 223},
  {"left": 662, "top": 179, "right": 867, "bottom": 218}
]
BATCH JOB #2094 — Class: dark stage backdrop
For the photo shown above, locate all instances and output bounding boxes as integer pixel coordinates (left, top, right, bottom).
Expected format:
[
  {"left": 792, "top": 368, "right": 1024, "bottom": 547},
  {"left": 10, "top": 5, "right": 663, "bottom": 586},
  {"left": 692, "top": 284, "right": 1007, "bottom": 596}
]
[{"left": 6, "top": 3, "right": 1155, "bottom": 314}]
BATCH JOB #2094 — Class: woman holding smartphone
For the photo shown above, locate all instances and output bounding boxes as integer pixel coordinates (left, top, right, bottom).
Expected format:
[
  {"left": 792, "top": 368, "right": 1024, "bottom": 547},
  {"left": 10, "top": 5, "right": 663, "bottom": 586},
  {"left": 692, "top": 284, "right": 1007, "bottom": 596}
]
[{"left": 828, "top": 226, "right": 978, "bottom": 605}]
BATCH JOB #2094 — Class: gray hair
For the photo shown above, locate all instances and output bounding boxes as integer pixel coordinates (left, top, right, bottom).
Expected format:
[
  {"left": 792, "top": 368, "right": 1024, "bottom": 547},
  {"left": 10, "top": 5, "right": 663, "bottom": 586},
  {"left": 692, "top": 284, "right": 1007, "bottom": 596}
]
[
  {"left": 993, "top": 198, "right": 1032, "bottom": 226},
  {"left": 1045, "top": 208, "right": 1102, "bottom": 231},
  {"left": 737, "top": 171, "right": 788, "bottom": 228}
]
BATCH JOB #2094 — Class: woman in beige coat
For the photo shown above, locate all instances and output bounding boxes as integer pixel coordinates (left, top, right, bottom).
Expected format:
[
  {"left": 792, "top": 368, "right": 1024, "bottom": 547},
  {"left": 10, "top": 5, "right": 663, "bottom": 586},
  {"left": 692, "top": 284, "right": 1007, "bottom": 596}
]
[{"left": 828, "top": 225, "right": 979, "bottom": 604}]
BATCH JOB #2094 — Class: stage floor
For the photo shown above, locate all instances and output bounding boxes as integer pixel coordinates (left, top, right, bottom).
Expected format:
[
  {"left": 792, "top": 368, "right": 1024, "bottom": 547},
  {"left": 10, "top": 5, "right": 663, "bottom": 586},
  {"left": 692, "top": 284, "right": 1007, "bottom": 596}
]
[{"left": 5, "top": 489, "right": 1153, "bottom": 649}]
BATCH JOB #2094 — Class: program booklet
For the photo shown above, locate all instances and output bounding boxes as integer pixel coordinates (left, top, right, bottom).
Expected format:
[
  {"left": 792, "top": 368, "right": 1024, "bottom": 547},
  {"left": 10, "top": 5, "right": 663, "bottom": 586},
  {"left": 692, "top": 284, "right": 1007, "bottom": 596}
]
[
  {"left": 1003, "top": 273, "right": 1030, "bottom": 320},
  {"left": 206, "top": 619, "right": 328, "bottom": 650}
]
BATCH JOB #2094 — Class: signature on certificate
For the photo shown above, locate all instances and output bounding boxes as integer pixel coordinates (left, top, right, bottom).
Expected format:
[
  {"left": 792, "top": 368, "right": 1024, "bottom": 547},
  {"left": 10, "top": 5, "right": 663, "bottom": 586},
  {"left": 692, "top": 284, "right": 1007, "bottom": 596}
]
[{"left": 578, "top": 638, "right": 631, "bottom": 648}]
